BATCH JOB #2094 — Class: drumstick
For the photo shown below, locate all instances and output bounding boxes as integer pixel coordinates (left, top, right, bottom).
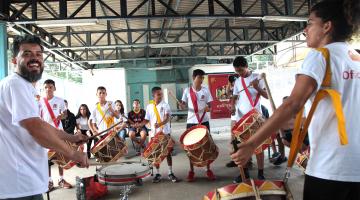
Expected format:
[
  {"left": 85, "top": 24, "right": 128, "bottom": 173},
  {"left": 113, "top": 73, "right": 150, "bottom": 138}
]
[
  {"left": 168, "top": 90, "right": 182, "bottom": 105},
  {"left": 250, "top": 179, "right": 262, "bottom": 200},
  {"left": 261, "top": 73, "right": 286, "bottom": 153},
  {"left": 87, "top": 114, "right": 127, "bottom": 140},
  {"left": 231, "top": 140, "right": 247, "bottom": 182}
]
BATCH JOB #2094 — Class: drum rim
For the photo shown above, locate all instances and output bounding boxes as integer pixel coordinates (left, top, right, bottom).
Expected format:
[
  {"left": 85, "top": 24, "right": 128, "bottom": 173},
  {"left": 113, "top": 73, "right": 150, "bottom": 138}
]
[
  {"left": 205, "top": 180, "right": 287, "bottom": 199},
  {"left": 91, "top": 131, "right": 117, "bottom": 154},
  {"left": 180, "top": 125, "right": 209, "bottom": 147}
]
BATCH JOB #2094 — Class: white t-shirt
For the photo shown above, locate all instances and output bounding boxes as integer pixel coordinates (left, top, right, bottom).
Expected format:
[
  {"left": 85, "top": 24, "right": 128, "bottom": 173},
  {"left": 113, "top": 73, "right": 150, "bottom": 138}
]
[
  {"left": 40, "top": 96, "right": 65, "bottom": 129},
  {"left": 0, "top": 73, "right": 48, "bottom": 198},
  {"left": 298, "top": 42, "right": 360, "bottom": 182},
  {"left": 145, "top": 101, "right": 172, "bottom": 137},
  {"left": 181, "top": 86, "right": 213, "bottom": 124},
  {"left": 90, "top": 101, "right": 116, "bottom": 132},
  {"left": 76, "top": 116, "right": 89, "bottom": 130},
  {"left": 233, "top": 73, "right": 265, "bottom": 120}
]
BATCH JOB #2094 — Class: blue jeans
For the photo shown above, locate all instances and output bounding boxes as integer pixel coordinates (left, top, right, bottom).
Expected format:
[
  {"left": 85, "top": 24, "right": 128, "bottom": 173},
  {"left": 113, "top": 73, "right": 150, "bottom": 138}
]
[{"left": 117, "top": 129, "right": 127, "bottom": 140}]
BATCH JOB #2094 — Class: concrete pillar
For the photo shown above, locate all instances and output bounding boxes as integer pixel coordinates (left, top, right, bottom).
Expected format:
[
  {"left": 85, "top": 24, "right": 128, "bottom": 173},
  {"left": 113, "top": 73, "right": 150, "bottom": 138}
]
[{"left": 0, "top": 22, "right": 8, "bottom": 79}]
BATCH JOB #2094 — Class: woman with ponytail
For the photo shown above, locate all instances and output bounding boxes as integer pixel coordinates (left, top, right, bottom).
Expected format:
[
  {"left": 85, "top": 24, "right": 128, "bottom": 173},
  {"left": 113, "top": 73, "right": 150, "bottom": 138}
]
[{"left": 231, "top": 0, "right": 360, "bottom": 199}]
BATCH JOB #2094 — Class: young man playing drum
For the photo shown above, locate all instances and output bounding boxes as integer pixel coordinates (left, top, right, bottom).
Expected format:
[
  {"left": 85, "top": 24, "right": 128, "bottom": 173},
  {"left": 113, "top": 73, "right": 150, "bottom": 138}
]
[
  {"left": 40, "top": 79, "right": 73, "bottom": 190},
  {"left": 141, "top": 87, "right": 179, "bottom": 183},
  {"left": 127, "top": 99, "right": 148, "bottom": 154},
  {"left": 180, "top": 69, "right": 216, "bottom": 182},
  {"left": 230, "top": 56, "right": 268, "bottom": 183},
  {"left": 89, "top": 86, "right": 119, "bottom": 140}
]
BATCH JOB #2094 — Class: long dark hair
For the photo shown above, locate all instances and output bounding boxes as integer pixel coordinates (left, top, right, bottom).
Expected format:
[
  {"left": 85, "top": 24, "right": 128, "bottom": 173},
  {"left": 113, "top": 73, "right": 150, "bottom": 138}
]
[
  {"left": 115, "top": 100, "right": 125, "bottom": 115},
  {"left": 76, "top": 104, "right": 91, "bottom": 119},
  {"left": 311, "top": 0, "right": 359, "bottom": 42}
]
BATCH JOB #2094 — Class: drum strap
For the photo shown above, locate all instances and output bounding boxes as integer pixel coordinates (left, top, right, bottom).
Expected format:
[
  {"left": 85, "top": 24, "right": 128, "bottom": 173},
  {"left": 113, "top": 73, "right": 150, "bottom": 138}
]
[
  {"left": 287, "top": 47, "right": 349, "bottom": 169},
  {"left": 152, "top": 102, "right": 164, "bottom": 129},
  {"left": 241, "top": 77, "right": 260, "bottom": 108},
  {"left": 43, "top": 97, "right": 60, "bottom": 128},
  {"left": 189, "top": 87, "right": 207, "bottom": 124},
  {"left": 97, "top": 102, "right": 114, "bottom": 129}
]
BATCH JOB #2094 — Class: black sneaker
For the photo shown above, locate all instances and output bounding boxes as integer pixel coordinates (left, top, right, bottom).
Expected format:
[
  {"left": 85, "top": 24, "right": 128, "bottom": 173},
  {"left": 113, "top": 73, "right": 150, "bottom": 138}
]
[
  {"left": 152, "top": 174, "right": 162, "bottom": 183},
  {"left": 270, "top": 152, "right": 281, "bottom": 163},
  {"left": 168, "top": 173, "right": 179, "bottom": 183},
  {"left": 257, "top": 174, "right": 266, "bottom": 180},
  {"left": 273, "top": 156, "right": 288, "bottom": 166},
  {"left": 225, "top": 161, "right": 237, "bottom": 168}
]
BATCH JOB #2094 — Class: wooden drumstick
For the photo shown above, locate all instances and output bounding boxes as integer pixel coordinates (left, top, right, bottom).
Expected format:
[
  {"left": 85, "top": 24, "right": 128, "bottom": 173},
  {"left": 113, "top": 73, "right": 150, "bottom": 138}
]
[
  {"left": 168, "top": 90, "right": 182, "bottom": 105},
  {"left": 261, "top": 73, "right": 286, "bottom": 153},
  {"left": 231, "top": 140, "right": 247, "bottom": 182},
  {"left": 87, "top": 114, "right": 128, "bottom": 140}
]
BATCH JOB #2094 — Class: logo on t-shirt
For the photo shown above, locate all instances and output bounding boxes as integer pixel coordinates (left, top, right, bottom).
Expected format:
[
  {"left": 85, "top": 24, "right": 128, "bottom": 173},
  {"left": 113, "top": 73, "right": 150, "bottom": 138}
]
[
  {"left": 201, "top": 95, "right": 205, "bottom": 100},
  {"left": 160, "top": 107, "right": 164, "bottom": 113},
  {"left": 343, "top": 69, "right": 360, "bottom": 80},
  {"left": 53, "top": 104, "right": 58, "bottom": 110}
]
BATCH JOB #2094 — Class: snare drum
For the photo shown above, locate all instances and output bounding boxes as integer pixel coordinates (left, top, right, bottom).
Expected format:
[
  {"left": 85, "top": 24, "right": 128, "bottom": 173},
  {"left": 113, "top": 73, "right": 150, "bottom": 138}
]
[
  {"left": 204, "top": 180, "right": 294, "bottom": 200},
  {"left": 91, "top": 131, "right": 128, "bottom": 163},
  {"left": 143, "top": 131, "right": 175, "bottom": 165},
  {"left": 232, "top": 109, "right": 273, "bottom": 154},
  {"left": 48, "top": 141, "right": 84, "bottom": 170},
  {"left": 96, "top": 162, "right": 151, "bottom": 186},
  {"left": 180, "top": 125, "right": 219, "bottom": 167}
]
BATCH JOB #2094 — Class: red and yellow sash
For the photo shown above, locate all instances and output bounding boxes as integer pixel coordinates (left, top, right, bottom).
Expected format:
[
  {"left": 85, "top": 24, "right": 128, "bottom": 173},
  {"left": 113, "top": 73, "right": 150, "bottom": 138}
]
[{"left": 97, "top": 102, "right": 114, "bottom": 129}]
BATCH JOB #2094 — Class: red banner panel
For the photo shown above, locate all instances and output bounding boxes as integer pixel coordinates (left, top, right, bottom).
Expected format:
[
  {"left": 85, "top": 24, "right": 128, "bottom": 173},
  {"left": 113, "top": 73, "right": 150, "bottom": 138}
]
[{"left": 208, "top": 74, "right": 233, "bottom": 119}]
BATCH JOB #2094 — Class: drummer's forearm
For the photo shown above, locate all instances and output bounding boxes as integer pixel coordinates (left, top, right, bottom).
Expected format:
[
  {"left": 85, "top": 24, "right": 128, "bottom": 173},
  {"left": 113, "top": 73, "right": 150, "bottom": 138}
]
[{"left": 20, "top": 118, "right": 75, "bottom": 156}]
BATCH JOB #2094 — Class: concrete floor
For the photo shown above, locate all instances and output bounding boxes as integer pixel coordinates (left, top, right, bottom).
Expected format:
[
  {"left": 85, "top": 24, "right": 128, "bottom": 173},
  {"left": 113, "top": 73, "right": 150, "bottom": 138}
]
[{"left": 46, "top": 119, "right": 305, "bottom": 200}]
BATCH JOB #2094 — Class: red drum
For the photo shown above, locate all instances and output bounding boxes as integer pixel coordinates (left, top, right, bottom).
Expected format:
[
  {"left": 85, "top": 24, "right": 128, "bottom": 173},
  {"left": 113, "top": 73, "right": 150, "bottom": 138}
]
[
  {"left": 232, "top": 109, "right": 273, "bottom": 154},
  {"left": 203, "top": 180, "right": 294, "bottom": 200},
  {"left": 296, "top": 147, "right": 310, "bottom": 172},
  {"left": 91, "top": 131, "right": 128, "bottom": 163},
  {"left": 48, "top": 141, "right": 84, "bottom": 170},
  {"left": 143, "top": 131, "right": 175, "bottom": 165},
  {"left": 180, "top": 125, "right": 219, "bottom": 167}
]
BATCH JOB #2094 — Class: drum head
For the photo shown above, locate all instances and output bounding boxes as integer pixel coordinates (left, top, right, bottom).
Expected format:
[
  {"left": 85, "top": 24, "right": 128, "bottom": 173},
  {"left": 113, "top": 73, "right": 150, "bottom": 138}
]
[
  {"left": 183, "top": 127, "right": 207, "bottom": 145},
  {"left": 97, "top": 162, "right": 150, "bottom": 177}
]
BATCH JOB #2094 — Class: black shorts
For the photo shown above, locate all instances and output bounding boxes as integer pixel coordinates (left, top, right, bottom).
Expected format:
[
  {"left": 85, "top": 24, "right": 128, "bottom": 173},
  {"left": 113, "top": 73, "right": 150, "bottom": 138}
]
[
  {"left": 186, "top": 121, "right": 210, "bottom": 132},
  {"left": 283, "top": 129, "right": 309, "bottom": 146},
  {"left": 304, "top": 175, "right": 360, "bottom": 200},
  {"left": 128, "top": 126, "right": 148, "bottom": 136}
]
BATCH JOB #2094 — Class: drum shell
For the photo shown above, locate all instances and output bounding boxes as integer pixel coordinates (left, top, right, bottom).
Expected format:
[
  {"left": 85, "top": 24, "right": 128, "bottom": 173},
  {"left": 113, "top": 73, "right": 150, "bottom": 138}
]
[
  {"left": 232, "top": 109, "right": 273, "bottom": 154},
  {"left": 180, "top": 125, "right": 219, "bottom": 167},
  {"left": 91, "top": 131, "right": 127, "bottom": 163},
  {"left": 48, "top": 141, "right": 84, "bottom": 170},
  {"left": 143, "top": 131, "right": 174, "bottom": 165},
  {"left": 203, "top": 180, "right": 294, "bottom": 200},
  {"left": 296, "top": 147, "right": 310, "bottom": 171}
]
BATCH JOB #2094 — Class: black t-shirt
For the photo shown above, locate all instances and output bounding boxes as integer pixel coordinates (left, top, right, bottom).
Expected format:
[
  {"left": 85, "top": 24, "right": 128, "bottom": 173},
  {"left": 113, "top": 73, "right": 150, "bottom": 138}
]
[
  {"left": 127, "top": 109, "right": 146, "bottom": 127},
  {"left": 61, "top": 110, "right": 76, "bottom": 134}
]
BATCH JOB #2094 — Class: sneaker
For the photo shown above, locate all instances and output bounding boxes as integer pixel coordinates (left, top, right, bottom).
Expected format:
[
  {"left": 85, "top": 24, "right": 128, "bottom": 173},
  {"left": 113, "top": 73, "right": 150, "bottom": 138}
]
[
  {"left": 152, "top": 174, "right": 162, "bottom": 183},
  {"left": 257, "top": 174, "right": 266, "bottom": 180},
  {"left": 58, "top": 179, "right": 73, "bottom": 189},
  {"left": 225, "top": 161, "right": 237, "bottom": 168},
  {"left": 48, "top": 181, "right": 55, "bottom": 192},
  {"left": 233, "top": 175, "right": 243, "bottom": 184},
  {"left": 270, "top": 152, "right": 281, "bottom": 163},
  {"left": 168, "top": 173, "right": 179, "bottom": 183},
  {"left": 273, "top": 156, "right": 288, "bottom": 166},
  {"left": 206, "top": 170, "right": 216, "bottom": 181},
  {"left": 187, "top": 171, "right": 195, "bottom": 182}
]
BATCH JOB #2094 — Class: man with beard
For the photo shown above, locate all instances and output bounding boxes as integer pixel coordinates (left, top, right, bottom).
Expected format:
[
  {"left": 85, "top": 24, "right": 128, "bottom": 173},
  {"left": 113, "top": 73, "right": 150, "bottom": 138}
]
[{"left": 0, "top": 35, "right": 89, "bottom": 199}]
